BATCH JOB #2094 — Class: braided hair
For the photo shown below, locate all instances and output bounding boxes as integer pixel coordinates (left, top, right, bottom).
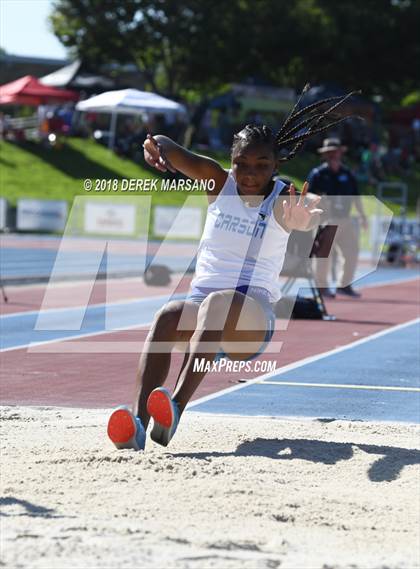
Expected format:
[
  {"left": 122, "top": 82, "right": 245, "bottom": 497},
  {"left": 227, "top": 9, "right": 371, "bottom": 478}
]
[{"left": 231, "top": 85, "right": 361, "bottom": 164}]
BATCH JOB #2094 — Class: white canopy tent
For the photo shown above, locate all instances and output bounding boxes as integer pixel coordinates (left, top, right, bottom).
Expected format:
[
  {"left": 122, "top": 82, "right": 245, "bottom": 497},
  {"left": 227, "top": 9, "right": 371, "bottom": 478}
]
[{"left": 76, "top": 89, "right": 187, "bottom": 149}]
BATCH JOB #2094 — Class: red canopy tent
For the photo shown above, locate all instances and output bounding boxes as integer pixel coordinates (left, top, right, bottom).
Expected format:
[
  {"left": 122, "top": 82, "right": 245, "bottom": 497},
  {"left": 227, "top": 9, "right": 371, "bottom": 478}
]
[{"left": 0, "top": 75, "right": 79, "bottom": 106}]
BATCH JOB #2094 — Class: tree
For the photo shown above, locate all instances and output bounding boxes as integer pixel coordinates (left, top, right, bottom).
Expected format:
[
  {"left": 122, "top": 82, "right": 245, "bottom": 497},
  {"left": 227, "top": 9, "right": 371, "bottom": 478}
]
[
  {"left": 308, "top": 0, "right": 420, "bottom": 100},
  {"left": 50, "top": 0, "right": 254, "bottom": 95},
  {"left": 50, "top": 0, "right": 420, "bottom": 102}
]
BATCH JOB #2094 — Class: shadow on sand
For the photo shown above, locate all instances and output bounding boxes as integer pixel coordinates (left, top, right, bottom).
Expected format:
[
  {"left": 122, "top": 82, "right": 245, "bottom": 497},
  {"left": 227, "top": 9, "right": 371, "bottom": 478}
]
[
  {"left": 0, "top": 497, "right": 72, "bottom": 519},
  {"left": 171, "top": 437, "right": 420, "bottom": 483}
]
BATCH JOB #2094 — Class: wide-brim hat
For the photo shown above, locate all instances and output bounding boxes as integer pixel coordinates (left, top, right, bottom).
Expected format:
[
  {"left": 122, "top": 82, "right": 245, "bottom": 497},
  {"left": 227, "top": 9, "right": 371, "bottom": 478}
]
[{"left": 317, "top": 137, "right": 347, "bottom": 153}]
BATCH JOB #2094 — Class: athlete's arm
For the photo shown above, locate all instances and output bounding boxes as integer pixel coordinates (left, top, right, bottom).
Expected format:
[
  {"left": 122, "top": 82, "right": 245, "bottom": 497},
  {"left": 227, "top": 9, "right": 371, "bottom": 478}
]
[{"left": 143, "top": 134, "right": 228, "bottom": 195}]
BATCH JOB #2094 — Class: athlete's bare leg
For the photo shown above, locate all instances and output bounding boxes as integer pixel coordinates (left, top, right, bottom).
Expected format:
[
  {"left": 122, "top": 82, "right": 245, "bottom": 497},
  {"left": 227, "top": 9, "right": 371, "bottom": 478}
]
[
  {"left": 133, "top": 300, "right": 198, "bottom": 428},
  {"left": 172, "top": 290, "right": 267, "bottom": 412}
]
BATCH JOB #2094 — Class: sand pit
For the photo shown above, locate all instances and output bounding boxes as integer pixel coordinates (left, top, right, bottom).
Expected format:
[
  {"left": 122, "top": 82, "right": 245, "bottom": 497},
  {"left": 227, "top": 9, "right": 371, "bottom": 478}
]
[{"left": 1, "top": 405, "right": 419, "bottom": 568}]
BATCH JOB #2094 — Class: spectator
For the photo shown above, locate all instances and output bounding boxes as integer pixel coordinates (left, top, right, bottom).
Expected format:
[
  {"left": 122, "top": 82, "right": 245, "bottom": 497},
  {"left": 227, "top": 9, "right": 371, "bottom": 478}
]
[{"left": 307, "top": 137, "right": 368, "bottom": 298}]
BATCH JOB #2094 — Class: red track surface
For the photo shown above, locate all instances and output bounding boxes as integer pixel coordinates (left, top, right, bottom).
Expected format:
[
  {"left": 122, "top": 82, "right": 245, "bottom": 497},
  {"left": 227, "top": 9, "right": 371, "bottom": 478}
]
[
  {"left": 0, "top": 274, "right": 192, "bottom": 315},
  {"left": 1, "top": 278, "right": 419, "bottom": 408}
]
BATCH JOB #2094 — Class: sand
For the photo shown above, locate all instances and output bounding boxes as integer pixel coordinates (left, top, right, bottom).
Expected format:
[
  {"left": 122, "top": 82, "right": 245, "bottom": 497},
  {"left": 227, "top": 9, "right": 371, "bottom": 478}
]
[{"left": 1, "top": 405, "right": 419, "bottom": 569}]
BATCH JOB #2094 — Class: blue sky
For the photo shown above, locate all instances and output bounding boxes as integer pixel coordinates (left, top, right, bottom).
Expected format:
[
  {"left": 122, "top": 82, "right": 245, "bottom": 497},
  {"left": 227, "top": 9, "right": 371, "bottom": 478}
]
[{"left": 1, "top": 0, "right": 67, "bottom": 59}]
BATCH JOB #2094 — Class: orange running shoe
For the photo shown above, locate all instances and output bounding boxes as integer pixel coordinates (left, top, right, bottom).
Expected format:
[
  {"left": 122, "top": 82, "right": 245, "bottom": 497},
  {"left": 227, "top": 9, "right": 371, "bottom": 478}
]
[
  {"left": 107, "top": 406, "right": 146, "bottom": 451},
  {"left": 147, "top": 388, "right": 180, "bottom": 447}
]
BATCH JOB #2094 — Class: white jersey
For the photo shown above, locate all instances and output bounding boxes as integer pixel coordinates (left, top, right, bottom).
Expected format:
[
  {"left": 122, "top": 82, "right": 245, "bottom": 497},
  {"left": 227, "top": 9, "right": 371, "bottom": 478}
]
[{"left": 191, "top": 170, "right": 290, "bottom": 302}]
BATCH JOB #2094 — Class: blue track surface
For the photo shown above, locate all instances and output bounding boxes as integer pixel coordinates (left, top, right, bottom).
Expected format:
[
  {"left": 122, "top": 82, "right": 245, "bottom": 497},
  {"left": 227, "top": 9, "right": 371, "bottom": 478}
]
[
  {"left": 0, "top": 234, "right": 418, "bottom": 284},
  {"left": 191, "top": 321, "right": 420, "bottom": 423},
  {"left": 0, "top": 247, "right": 195, "bottom": 278}
]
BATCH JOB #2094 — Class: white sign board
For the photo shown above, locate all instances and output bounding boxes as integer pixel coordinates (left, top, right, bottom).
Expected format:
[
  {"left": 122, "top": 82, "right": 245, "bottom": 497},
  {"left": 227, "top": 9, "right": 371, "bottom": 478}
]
[
  {"left": 17, "top": 199, "right": 68, "bottom": 232},
  {"left": 154, "top": 206, "right": 203, "bottom": 239},
  {"left": 0, "top": 198, "right": 7, "bottom": 230},
  {"left": 84, "top": 202, "right": 136, "bottom": 235}
]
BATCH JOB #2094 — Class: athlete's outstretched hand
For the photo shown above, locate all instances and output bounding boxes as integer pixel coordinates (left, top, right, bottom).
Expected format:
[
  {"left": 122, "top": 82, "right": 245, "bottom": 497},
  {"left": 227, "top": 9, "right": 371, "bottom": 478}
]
[
  {"left": 143, "top": 134, "right": 176, "bottom": 173},
  {"left": 282, "top": 182, "right": 323, "bottom": 231}
]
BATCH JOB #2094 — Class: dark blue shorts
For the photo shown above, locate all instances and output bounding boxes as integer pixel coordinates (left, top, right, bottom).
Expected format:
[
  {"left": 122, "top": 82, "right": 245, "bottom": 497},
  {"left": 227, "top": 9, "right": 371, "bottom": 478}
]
[{"left": 186, "top": 285, "right": 276, "bottom": 361}]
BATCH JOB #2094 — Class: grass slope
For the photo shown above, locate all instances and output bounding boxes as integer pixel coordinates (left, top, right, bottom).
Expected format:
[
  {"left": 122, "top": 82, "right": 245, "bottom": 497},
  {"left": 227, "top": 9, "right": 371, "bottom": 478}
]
[
  {"left": 0, "top": 138, "right": 195, "bottom": 207},
  {"left": 1, "top": 138, "right": 418, "bottom": 216}
]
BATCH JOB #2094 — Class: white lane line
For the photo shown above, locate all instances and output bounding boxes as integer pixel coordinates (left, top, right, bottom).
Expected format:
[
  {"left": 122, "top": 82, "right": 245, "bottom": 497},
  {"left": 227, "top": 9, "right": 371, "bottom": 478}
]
[
  {"left": 187, "top": 317, "right": 420, "bottom": 409},
  {"left": 0, "top": 292, "right": 187, "bottom": 319},
  {"left": 0, "top": 298, "right": 186, "bottom": 354},
  {"left": 258, "top": 381, "right": 420, "bottom": 392},
  {"left": 0, "top": 322, "right": 152, "bottom": 353},
  {"left": 0, "top": 272, "right": 189, "bottom": 292}
]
